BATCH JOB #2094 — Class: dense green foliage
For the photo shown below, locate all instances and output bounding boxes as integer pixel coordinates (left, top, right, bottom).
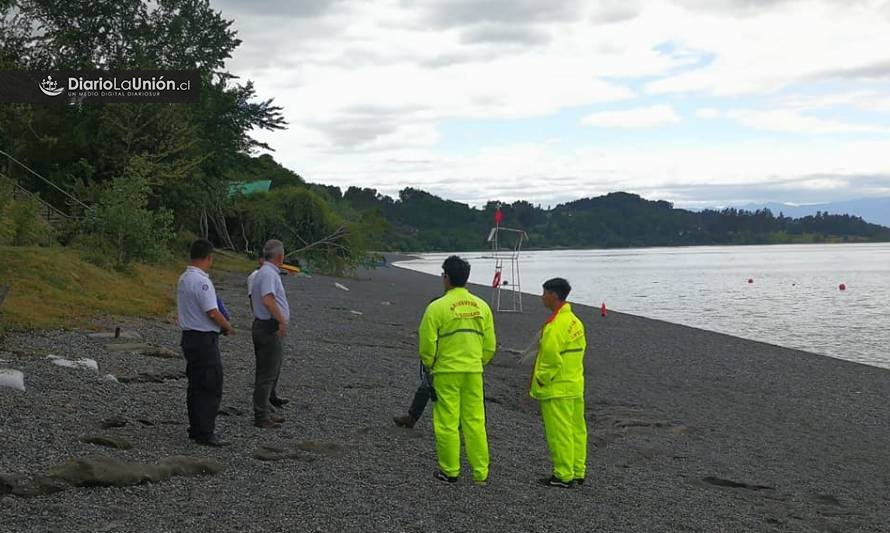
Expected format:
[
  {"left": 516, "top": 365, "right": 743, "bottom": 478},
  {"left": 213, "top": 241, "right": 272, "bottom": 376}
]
[
  {"left": 0, "top": 0, "right": 374, "bottom": 271},
  {"left": 76, "top": 165, "right": 174, "bottom": 268},
  {"left": 0, "top": 178, "right": 54, "bottom": 246}
]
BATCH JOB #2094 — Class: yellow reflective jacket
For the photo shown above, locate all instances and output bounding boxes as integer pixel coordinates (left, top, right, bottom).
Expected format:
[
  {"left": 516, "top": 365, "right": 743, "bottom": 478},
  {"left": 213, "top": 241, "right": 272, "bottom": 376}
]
[
  {"left": 530, "top": 302, "right": 586, "bottom": 400},
  {"left": 418, "top": 287, "right": 496, "bottom": 374}
]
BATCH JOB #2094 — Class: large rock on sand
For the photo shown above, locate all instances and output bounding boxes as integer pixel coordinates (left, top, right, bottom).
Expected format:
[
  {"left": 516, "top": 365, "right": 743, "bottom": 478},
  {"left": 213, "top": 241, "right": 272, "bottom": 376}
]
[
  {"left": 0, "top": 368, "right": 26, "bottom": 391},
  {"left": 1, "top": 457, "right": 224, "bottom": 498},
  {"left": 49, "top": 456, "right": 224, "bottom": 488}
]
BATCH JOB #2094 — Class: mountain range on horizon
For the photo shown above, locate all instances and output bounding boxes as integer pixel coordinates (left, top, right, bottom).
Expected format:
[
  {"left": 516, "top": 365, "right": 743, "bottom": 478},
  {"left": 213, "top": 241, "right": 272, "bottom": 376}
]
[{"left": 699, "top": 197, "right": 890, "bottom": 228}]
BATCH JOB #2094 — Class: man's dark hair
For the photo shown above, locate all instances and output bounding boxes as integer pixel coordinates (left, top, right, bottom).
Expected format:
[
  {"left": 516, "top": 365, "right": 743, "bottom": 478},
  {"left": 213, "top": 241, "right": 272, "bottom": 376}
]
[
  {"left": 442, "top": 255, "right": 471, "bottom": 287},
  {"left": 189, "top": 238, "right": 214, "bottom": 260},
  {"left": 543, "top": 278, "right": 571, "bottom": 301}
]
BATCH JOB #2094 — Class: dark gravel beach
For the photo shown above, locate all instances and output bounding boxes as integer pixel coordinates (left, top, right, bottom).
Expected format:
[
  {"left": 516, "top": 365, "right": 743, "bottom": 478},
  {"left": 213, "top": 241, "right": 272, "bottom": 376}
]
[{"left": 1, "top": 258, "right": 888, "bottom": 532}]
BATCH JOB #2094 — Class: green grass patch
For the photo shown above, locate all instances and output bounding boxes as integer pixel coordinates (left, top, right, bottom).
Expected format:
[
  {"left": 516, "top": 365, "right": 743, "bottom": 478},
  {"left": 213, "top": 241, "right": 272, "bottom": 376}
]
[
  {"left": 0, "top": 246, "right": 254, "bottom": 330},
  {"left": 211, "top": 250, "right": 256, "bottom": 274}
]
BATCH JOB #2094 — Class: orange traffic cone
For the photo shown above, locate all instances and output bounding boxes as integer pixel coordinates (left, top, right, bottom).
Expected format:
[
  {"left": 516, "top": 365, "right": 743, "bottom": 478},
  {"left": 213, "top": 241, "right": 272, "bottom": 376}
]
[{"left": 601, "top": 303, "right": 607, "bottom": 317}]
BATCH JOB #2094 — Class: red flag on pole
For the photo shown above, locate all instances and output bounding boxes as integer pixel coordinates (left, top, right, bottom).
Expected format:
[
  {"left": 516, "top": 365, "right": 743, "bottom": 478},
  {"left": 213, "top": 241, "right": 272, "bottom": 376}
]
[{"left": 494, "top": 209, "right": 504, "bottom": 224}]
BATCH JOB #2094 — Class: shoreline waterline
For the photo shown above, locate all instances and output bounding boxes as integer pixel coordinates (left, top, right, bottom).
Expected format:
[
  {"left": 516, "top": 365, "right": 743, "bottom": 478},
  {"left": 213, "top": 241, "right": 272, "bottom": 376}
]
[{"left": 392, "top": 242, "right": 890, "bottom": 370}]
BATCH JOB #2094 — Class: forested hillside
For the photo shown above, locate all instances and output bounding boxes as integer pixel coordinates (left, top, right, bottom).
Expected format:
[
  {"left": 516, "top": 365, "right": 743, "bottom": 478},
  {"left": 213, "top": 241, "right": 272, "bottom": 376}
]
[{"left": 322, "top": 187, "right": 890, "bottom": 251}]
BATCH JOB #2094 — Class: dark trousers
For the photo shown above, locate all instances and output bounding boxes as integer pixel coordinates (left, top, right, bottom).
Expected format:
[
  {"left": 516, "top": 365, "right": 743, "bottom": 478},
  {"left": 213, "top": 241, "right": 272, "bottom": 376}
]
[
  {"left": 181, "top": 330, "right": 223, "bottom": 441},
  {"left": 408, "top": 364, "right": 435, "bottom": 420},
  {"left": 271, "top": 377, "right": 281, "bottom": 402},
  {"left": 252, "top": 319, "right": 283, "bottom": 422}
]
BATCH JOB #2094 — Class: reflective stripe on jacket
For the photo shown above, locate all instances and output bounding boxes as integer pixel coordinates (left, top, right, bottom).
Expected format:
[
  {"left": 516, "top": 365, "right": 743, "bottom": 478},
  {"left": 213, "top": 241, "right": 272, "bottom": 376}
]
[
  {"left": 530, "top": 302, "right": 586, "bottom": 400},
  {"left": 418, "top": 287, "right": 496, "bottom": 374}
]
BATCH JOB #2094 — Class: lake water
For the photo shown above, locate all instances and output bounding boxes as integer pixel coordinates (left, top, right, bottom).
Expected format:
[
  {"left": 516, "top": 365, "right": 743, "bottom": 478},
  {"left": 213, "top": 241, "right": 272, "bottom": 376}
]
[{"left": 395, "top": 243, "right": 890, "bottom": 369}]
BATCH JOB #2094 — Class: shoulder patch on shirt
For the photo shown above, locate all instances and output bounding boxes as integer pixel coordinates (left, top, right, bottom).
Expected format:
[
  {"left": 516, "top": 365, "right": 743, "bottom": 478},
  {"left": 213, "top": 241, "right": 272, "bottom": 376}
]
[{"left": 202, "top": 284, "right": 209, "bottom": 291}]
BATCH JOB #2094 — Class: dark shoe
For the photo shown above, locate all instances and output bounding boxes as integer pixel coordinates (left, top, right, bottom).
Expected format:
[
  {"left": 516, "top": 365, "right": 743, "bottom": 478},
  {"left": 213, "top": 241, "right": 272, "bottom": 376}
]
[
  {"left": 194, "top": 436, "right": 230, "bottom": 447},
  {"left": 270, "top": 397, "right": 290, "bottom": 408},
  {"left": 538, "top": 476, "right": 573, "bottom": 489},
  {"left": 574, "top": 478, "right": 585, "bottom": 486},
  {"left": 474, "top": 478, "right": 489, "bottom": 487},
  {"left": 270, "top": 414, "right": 286, "bottom": 424},
  {"left": 393, "top": 415, "right": 417, "bottom": 429},
  {"left": 254, "top": 419, "right": 282, "bottom": 429},
  {"left": 434, "top": 470, "right": 459, "bottom": 483}
]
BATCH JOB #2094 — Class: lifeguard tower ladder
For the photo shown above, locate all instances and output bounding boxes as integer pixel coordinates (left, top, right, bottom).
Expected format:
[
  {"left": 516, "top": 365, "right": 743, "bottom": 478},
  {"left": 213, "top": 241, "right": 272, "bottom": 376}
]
[{"left": 487, "top": 220, "right": 528, "bottom": 313}]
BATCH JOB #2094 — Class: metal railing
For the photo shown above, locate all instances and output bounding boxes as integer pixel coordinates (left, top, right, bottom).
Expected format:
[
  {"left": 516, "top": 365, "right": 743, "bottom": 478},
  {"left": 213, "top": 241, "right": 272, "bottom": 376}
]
[
  {"left": 0, "top": 149, "right": 90, "bottom": 211},
  {"left": 0, "top": 149, "right": 91, "bottom": 228}
]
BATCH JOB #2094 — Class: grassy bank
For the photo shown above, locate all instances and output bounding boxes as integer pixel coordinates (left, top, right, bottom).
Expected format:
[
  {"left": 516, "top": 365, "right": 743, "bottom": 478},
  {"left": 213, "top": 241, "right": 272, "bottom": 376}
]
[{"left": 0, "top": 246, "right": 253, "bottom": 330}]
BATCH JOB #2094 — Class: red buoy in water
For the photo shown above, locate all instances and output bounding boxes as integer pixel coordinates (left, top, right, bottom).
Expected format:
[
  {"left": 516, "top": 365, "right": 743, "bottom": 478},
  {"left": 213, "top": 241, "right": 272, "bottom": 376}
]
[
  {"left": 747, "top": 278, "right": 754, "bottom": 284},
  {"left": 601, "top": 303, "right": 607, "bottom": 317},
  {"left": 839, "top": 283, "right": 846, "bottom": 291}
]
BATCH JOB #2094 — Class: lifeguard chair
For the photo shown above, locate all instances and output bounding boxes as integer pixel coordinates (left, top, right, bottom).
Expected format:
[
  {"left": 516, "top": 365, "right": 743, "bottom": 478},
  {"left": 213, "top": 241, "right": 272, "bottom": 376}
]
[{"left": 487, "top": 208, "right": 528, "bottom": 313}]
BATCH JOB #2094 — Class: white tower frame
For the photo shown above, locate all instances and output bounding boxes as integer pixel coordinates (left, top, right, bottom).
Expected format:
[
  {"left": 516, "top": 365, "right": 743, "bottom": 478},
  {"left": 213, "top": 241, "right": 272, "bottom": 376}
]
[{"left": 487, "top": 225, "right": 528, "bottom": 313}]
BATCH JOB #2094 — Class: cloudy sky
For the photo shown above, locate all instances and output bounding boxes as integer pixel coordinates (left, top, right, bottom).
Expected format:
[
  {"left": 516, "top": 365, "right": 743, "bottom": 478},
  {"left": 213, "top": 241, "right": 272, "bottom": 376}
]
[{"left": 214, "top": 0, "right": 890, "bottom": 208}]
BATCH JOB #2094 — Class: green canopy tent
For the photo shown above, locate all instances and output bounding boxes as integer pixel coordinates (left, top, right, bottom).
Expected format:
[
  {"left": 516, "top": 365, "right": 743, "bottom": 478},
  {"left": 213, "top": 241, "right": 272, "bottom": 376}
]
[{"left": 228, "top": 180, "right": 272, "bottom": 197}]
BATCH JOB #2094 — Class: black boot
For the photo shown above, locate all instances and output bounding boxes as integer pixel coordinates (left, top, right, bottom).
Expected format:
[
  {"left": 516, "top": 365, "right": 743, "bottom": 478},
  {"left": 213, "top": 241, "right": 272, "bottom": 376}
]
[{"left": 393, "top": 414, "right": 417, "bottom": 428}]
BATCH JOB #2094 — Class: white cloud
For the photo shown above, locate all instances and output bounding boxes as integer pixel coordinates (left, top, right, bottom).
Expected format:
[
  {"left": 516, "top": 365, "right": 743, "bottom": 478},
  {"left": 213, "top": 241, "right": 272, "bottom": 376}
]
[
  {"left": 779, "top": 90, "right": 890, "bottom": 114},
  {"left": 459, "top": 24, "right": 552, "bottom": 46},
  {"left": 863, "top": 98, "right": 890, "bottom": 113},
  {"left": 227, "top": 1, "right": 699, "bottom": 150},
  {"left": 212, "top": 0, "right": 339, "bottom": 18},
  {"left": 725, "top": 109, "right": 889, "bottom": 134},
  {"left": 581, "top": 105, "right": 681, "bottom": 128},
  {"left": 644, "top": 1, "right": 890, "bottom": 96},
  {"left": 590, "top": 0, "right": 643, "bottom": 23},
  {"left": 267, "top": 135, "right": 890, "bottom": 209},
  {"left": 696, "top": 107, "right": 720, "bottom": 118},
  {"left": 217, "top": 0, "right": 890, "bottom": 205},
  {"left": 415, "top": 0, "right": 583, "bottom": 28}
]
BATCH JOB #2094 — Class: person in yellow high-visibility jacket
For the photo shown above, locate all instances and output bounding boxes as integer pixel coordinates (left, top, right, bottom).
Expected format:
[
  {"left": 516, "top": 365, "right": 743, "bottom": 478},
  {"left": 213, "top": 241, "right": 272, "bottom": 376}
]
[
  {"left": 530, "top": 277, "right": 587, "bottom": 488},
  {"left": 418, "top": 255, "right": 496, "bottom": 485}
]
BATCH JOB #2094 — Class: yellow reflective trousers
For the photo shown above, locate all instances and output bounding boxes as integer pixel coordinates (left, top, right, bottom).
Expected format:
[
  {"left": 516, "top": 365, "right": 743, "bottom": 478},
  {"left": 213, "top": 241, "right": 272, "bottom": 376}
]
[
  {"left": 540, "top": 396, "right": 587, "bottom": 482},
  {"left": 432, "top": 372, "right": 489, "bottom": 482}
]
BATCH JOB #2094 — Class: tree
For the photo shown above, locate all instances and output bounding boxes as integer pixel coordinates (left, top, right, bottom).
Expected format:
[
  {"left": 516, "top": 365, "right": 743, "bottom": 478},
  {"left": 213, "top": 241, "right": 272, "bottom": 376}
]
[
  {"left": 78, "top": 157, "right": 174, "bottom": 268},
  {"left": 1, "top": 0, "right": 288, "bottom": 254},
  {"left": 229, "top": 186, "right": 374, "bottom": 274}
]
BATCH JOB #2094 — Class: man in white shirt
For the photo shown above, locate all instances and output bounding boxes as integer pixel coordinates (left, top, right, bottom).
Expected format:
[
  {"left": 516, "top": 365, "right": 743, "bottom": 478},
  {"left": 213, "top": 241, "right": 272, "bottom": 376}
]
[
  {"left": 247, "top": 258, "right": 289, "bottom": 408},
  {"left": 249, "top": 239, "right": 291, "bottom": 429},
  {"left": 176, "top": 239, "right": 234, "bottom": 446}
]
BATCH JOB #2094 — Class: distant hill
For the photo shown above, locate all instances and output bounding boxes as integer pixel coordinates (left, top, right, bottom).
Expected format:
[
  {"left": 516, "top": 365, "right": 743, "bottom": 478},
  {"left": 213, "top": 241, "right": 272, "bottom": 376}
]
[
  {"left": 728, "top": 198, "right": 890, "bottom": 228},
  {"left": 303, "top": 185, "right": 890, "bottom": 252}
]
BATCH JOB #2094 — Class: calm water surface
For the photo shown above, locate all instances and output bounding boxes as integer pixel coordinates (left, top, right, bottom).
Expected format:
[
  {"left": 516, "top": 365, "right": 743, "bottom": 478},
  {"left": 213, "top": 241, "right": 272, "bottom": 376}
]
[{"left": 396, "top": 243, "right": 890, "bottom": 369}]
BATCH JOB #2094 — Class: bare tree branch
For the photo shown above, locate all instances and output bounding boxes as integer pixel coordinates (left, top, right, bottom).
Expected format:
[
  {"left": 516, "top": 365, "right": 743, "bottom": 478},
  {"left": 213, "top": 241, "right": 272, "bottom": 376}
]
[{"left": 285, "top": 225, "right": 349, "bottom": 257}]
